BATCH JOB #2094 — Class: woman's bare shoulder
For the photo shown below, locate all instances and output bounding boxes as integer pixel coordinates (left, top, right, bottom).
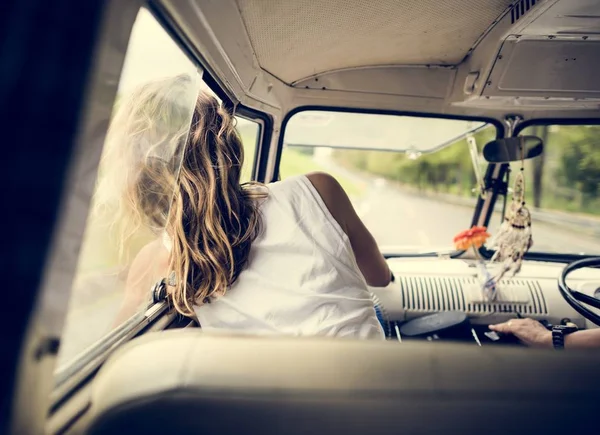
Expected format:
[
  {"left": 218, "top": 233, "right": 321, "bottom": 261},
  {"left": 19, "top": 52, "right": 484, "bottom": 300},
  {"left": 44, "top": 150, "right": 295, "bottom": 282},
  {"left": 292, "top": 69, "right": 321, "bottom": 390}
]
[
  {"left": 305, "top": 172, "right": 347, "bottom": 203},
  {"left": 305, "top": 172, "right": 352, "bottom": 232}
]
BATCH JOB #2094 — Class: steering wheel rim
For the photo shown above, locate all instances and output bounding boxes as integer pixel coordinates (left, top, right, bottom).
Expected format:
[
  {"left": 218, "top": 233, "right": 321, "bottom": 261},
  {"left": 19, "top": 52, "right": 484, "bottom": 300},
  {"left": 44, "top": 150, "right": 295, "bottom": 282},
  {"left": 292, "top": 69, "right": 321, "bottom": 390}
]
[{"left": 558, "top": 257, "right": 600, "bottom": 326}]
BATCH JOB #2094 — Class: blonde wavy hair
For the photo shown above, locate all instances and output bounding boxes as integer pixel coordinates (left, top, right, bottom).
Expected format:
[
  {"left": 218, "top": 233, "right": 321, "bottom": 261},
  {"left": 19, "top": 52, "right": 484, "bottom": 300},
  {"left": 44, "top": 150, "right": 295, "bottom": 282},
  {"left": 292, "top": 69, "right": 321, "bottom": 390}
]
[{"left": 95, "top": 74, "right": 266, "bottom": 316}]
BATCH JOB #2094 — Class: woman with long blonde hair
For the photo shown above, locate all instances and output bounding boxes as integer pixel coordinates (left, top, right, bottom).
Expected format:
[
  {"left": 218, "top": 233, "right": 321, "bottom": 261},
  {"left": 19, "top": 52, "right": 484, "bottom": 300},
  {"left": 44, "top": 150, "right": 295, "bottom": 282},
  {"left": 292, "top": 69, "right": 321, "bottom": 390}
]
[{"left": 102, "top": 74, "right": 392, "bottom": 338}]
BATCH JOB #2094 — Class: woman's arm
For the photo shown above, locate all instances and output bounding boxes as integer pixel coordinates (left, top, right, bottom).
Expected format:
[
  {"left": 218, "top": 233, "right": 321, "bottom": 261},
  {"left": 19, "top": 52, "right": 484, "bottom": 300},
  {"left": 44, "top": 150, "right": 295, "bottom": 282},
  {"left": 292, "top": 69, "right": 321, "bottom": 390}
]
[
  {"left": 113, "top": 240, "right": 169, "bottom": 326},
  {"left": 306, "top": 172, "right": 392, "bottom": 287}
]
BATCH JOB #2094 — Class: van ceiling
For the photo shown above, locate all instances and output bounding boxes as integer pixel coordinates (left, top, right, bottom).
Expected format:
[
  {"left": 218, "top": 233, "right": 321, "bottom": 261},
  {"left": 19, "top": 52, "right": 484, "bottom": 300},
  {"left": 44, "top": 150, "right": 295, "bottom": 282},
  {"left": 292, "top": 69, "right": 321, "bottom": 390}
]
[
  {"left": 235, "top": 0, "right": 515, "bottom": 83},
  {"left": 160, "top": 0, "right": 600, "bottom": 123}
]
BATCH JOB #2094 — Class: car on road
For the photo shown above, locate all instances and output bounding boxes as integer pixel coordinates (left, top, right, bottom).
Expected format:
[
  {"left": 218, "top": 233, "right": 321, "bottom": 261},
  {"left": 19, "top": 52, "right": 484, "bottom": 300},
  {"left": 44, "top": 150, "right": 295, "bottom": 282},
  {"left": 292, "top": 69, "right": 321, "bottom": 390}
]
[{"left": 4, "top": 1, "right": 600, "bottom": 434}]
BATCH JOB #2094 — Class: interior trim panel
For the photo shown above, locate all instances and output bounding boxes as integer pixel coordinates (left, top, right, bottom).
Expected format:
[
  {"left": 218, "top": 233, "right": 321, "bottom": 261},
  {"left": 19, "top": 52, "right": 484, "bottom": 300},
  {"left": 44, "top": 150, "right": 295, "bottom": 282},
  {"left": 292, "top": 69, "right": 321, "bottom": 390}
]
[
  {"left": 371, "top": 258, "right": 600, "bottom": 328},
  {"left": 83, "top": 331, "right": 600, "bottom": 435}
]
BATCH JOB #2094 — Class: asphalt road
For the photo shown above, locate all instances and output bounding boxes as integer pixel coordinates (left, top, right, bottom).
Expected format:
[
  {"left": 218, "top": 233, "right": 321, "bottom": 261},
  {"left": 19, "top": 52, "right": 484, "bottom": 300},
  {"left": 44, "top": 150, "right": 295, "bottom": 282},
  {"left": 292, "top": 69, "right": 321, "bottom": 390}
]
[
  {"left": 356, "top": 179, "right": 600, "bottom": 255},
  {"left": 56, "top": 175, "right": 600, "bottom": 368}
]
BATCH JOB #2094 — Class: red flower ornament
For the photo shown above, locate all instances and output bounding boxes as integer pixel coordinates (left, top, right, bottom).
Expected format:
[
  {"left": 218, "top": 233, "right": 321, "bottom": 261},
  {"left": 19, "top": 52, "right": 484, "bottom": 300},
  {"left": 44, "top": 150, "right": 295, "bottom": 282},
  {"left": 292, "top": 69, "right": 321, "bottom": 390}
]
[{"left": 453, "top": 226, "right": 491, "bottom": 251}]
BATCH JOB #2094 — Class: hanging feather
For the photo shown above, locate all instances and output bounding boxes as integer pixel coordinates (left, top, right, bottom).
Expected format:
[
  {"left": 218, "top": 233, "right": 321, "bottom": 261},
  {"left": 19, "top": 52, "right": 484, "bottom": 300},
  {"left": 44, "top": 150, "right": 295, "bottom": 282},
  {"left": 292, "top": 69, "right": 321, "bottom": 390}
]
[{"left": 488, "top": 166, "right": 533, "bottom": 282}]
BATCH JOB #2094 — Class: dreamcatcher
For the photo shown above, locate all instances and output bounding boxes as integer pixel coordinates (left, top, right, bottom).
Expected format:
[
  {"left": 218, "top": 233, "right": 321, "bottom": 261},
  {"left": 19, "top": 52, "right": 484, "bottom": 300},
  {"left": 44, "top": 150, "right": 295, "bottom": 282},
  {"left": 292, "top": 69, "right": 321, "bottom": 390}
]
[
  {"left": 453, "top": 136, "right": 537, "bottom": 301},
  {"left": 487, "top": 137, "right": 534, "bottom": 281}
]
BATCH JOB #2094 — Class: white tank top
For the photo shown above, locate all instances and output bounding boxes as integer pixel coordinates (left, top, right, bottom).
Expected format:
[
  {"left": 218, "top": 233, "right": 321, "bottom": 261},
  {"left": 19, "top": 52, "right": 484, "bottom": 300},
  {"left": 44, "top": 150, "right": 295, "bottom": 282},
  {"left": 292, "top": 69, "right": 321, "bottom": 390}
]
[{"left": 169, "top": 175, "right": 384, "bottom": 340}]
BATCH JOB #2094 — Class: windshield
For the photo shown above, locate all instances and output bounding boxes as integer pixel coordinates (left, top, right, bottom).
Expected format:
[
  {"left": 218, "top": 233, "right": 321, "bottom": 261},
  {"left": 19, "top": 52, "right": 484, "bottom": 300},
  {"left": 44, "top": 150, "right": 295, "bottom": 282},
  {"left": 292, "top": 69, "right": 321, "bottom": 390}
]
[
  {"left": 281, "top": 110, "right": 497, "bottom": 254},
  {"left": 487, "top": 124, "right": 600, "bottom": 256}
]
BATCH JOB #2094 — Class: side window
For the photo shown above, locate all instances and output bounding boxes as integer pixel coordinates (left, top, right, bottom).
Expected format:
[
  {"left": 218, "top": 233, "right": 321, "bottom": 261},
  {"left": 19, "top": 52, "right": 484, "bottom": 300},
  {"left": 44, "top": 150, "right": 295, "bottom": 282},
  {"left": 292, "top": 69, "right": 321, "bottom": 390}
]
[
  {"left": 236, "top": 116, "right": 261, "bottom": 182},
  {"left": 488, "top": 124, "right": 600, "bottom": 256},
  {"left": 56, "top": 8, "right": 202, "bottom": 369}
]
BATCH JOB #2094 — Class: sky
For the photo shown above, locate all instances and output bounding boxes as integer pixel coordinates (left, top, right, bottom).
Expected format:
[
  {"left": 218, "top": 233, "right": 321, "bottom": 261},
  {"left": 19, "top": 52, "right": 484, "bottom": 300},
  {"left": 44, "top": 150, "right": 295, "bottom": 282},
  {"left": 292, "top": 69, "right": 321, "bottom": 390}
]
[
  {"left": 118, "top": 8, "right": 215, "bottom": 97},
  {"left": 114, "top": 8, "right": 259, "bottom": 128}
]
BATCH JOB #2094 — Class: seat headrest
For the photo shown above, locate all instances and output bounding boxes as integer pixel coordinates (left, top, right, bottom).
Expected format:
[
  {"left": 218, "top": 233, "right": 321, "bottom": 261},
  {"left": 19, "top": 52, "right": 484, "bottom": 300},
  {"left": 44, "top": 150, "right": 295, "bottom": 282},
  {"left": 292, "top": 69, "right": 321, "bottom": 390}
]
[{"left": 85, "top": 330, "right": 600, "bottom": 435}]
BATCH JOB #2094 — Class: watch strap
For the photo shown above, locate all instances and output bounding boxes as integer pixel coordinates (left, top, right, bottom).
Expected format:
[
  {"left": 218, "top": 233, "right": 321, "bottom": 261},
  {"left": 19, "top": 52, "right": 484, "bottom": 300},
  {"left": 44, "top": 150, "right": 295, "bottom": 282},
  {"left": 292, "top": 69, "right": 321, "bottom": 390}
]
[
  {"left": 552, "top": 324, "right": 577, "bottom": 350},
  {"left": 552, "top": 327, "right": 565, "bottom": 349}
]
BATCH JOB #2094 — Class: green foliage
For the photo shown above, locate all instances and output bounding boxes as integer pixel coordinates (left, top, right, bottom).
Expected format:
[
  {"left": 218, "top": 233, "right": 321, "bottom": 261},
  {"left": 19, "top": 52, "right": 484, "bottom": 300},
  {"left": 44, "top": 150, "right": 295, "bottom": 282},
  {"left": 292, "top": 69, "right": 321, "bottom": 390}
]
[
  {"left": 556, "top": 125, "right": 600, "bottom": 197},
  {"left": 334, "top": 127, "right": 495, "bottom": 196},
  {"left": 524, "top": 124, "right": 600, "bottom": 215},
  {"left": 334, "top": 124, "right": 600, "bottom": 217}
]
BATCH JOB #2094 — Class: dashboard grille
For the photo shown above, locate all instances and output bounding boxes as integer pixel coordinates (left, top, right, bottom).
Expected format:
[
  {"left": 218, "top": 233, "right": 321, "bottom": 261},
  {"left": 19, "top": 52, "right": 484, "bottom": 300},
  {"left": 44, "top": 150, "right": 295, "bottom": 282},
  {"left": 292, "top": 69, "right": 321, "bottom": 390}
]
[{"left": 399, "top": 276, "right": 548, "bottom": 315}]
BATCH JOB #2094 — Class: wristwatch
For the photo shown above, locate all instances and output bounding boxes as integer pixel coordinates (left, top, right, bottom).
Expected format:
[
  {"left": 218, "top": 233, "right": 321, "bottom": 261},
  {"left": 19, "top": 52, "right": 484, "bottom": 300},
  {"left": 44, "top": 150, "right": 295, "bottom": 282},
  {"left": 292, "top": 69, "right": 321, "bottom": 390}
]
[{"left": 552, "top": 323, "right": 578, "bottom": 350}]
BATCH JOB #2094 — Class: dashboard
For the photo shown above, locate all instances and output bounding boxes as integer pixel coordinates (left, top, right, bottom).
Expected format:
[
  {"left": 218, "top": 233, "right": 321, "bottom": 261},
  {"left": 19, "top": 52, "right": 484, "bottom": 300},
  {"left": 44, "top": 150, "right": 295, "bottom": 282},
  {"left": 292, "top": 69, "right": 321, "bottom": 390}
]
[{"left": 369, "top": 258, "right": 600, "bottom": 330}]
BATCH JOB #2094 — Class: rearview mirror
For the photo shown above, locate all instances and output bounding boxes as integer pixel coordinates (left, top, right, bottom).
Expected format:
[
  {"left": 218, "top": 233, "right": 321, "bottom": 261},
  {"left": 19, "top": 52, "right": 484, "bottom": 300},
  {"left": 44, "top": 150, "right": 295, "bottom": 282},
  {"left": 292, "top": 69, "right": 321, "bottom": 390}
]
[{"left": 482, "top": 136, "right": 543, "bottom": 163}]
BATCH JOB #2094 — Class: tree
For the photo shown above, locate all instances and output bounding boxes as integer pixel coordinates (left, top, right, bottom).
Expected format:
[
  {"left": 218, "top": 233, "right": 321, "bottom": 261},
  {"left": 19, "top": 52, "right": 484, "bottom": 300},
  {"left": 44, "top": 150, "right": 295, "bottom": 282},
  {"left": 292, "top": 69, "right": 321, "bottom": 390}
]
[
  {"left": 559, "top": 126, "right": 600, "bottom": 201},
  {"left": 532, "top": 126, "right": 548, "bottom": 208}
]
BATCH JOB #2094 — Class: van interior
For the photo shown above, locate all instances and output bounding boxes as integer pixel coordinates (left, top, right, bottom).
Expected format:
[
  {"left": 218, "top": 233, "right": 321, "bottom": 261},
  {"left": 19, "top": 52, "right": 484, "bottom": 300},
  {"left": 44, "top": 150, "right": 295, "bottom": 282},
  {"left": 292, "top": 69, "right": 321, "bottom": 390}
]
[{"left": 2, "top": 1, "right": 600, "bottom": 434}]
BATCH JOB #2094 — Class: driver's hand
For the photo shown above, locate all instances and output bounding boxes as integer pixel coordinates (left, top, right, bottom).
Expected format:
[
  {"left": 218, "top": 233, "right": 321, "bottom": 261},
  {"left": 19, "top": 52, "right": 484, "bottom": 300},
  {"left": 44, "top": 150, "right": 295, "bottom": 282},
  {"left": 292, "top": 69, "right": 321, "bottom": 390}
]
[{"left": 489, "top": 318, "right": 552, "bottom": 348}]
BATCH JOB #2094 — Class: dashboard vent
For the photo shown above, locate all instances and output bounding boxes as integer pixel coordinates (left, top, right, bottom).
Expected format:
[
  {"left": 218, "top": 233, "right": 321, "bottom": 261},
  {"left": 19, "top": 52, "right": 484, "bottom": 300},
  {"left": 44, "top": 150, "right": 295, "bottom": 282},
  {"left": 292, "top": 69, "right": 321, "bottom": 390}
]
[
  {"left": 511, "top": 0, "right": 537, "bottom": 24},
  {"left": 399, "top": 276, "right": 547, "bottom": 315}
]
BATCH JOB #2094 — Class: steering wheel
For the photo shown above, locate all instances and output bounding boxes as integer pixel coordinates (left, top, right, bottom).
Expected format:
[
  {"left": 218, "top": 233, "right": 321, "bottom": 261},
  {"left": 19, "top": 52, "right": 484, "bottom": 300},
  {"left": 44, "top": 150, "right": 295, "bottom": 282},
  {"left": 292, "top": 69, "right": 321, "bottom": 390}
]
[{"left": 558, "top": 257, "right": 600, "bottom": 326}]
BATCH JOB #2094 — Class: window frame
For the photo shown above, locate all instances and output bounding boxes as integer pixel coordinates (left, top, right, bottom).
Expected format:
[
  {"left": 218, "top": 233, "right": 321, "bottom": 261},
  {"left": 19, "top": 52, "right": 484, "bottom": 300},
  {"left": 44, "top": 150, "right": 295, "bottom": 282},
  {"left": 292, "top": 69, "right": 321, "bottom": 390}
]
[
  {"left": 479, "top": 118, "right": 600, "bottom": 263},
  {"left": 4, "top": 0, "right": 124, "bottom": 432},
  {"left": 47, "top": 306, "right": 194, "bottom": 434},
  {"left": 235, "top": 104, "right": 273, "bottom": 182},
  {"left": 46, "top": 0, "right": 239, "bottom": 419},
  {"left": 147, "top": 1, "right": 236, "bottom": 108},
  {"left": 235, "top": 114, "right": 262, "bottom": 182},
  {"left": 51, "top": 301, "right": 169, "bottom": 410},
  {"left": 52, "top": 108, "right": 269, "bottom": 396},
  {"left": 52, "top": 4, "right": 203, "bottom": 374},
  {"left": 276, "top": 106, "right": 504, "bottom": 180},
  {"left": 49, "top": 3, "right": 274, "bottom": 428},
  {"left": 276, "top": 106, "right": 504, "bottom": 258}
]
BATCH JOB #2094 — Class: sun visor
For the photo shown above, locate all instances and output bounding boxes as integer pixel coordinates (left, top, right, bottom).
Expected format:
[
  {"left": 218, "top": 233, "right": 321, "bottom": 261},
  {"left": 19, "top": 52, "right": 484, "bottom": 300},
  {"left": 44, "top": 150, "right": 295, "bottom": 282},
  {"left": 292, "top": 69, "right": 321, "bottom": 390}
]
[{"left": 284, "top": 110, "right": 489, "bottom": 153}]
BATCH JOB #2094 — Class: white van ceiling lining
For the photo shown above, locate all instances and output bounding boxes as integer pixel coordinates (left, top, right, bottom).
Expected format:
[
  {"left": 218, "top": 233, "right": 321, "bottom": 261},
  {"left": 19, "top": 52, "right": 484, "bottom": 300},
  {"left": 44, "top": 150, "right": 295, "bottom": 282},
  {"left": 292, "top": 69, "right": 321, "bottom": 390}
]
[{"left": 235, "top": 0, "right": 515, "bottom": 83}]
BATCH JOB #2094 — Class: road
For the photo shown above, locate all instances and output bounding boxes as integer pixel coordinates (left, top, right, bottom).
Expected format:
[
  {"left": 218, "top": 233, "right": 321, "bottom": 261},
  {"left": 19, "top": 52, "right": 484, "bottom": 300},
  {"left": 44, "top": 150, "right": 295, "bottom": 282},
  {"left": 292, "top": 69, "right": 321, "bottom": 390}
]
[
  {"left": 56, "top": 174, "right": 600, "bottom": 368},
  {"left": 356, "top": 179, "right": 600, "bottom": 255}
]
